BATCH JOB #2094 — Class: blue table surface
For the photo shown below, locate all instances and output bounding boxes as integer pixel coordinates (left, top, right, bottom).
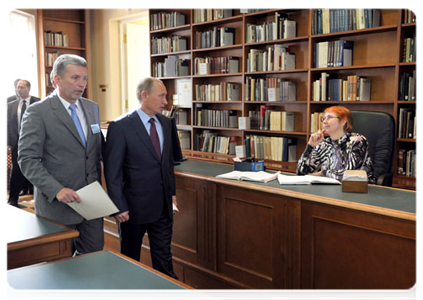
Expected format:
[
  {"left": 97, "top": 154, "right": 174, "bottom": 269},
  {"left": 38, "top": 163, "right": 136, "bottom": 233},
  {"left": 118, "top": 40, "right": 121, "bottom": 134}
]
[
  {"left": 175, "top": 159, "right": 416, "bottom": 214},
  {"left": 8, "top": 251, "right": 186, "bottom": 289},
  {"left": 6, "top": 205, "right": 68, "bottom": 244}
]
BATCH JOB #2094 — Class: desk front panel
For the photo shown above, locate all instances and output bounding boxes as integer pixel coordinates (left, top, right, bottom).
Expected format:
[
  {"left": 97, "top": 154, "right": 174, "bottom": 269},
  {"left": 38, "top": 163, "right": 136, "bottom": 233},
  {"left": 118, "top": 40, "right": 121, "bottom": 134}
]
[{"left": 171, "top": 159, "right": 416, "bottom": 289}]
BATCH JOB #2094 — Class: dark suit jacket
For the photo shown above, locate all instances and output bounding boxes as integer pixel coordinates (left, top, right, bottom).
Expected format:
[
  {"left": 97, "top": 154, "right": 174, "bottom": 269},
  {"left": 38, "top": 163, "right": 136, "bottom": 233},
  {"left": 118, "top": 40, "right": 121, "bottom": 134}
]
[
  {"left": 7, "top": 95, "right": 18, "bottom": 103},
  {"left": 7, "top": 96, "right": 40, "bottom": 149},
  {"left": 104, "top": 111, "right": 181, "bottom": 224}
]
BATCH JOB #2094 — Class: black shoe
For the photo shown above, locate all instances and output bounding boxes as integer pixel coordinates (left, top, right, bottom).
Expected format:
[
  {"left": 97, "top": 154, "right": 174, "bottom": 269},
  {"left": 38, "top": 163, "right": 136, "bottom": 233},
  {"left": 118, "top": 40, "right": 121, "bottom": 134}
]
[
  {"left": 8, "top": 198, "right": 19, "bottom": 207},
  {"left": 19, "top": 190, "right": 28, "bottom": 196},
  {"left": 29, "top": 189, "right": 34, "bottom": 195}
]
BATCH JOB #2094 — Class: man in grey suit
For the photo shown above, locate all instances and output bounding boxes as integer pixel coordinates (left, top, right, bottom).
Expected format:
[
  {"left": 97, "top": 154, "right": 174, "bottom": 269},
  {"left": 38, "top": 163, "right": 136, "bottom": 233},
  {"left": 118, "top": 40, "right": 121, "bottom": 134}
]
[
  {"left": 7, "top": 80, "right": 40, "bottom": 206},
  {"left": 18, "top": 54, "right": 104, "bottom": 255}
]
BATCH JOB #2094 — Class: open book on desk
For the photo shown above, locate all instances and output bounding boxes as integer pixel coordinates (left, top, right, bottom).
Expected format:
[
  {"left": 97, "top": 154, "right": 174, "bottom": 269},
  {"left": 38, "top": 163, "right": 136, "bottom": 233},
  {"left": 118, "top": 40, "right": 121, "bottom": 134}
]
[
  {"left": 277, "top": 173, "right": 341, "bottom": 185},
  {"left": 216, "top": 171, "right": 280, "bottom": 183}
]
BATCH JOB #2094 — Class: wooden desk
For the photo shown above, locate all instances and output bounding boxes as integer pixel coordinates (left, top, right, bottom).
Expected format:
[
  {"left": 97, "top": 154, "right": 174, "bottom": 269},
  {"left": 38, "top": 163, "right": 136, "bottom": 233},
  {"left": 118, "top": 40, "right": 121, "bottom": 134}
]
[
  {"left": 167, "top": 159, "right": 416, "bottom": 289},
  {"left": 8, "top": 251, "right": 191, "bottom": 289},
  {"left": 6, "top": 205, "right": 79, "bottom": 269}
]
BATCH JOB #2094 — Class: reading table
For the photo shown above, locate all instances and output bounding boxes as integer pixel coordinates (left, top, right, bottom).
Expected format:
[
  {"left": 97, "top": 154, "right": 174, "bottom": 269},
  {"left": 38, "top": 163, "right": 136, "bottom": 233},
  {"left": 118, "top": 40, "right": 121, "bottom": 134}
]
[
  {"left": 168, "top": 159, "right": 415, "bottom": 289},
  {"left": 8, "top": 251, "right": 191, "bottom": 289},
  {"left": 6, "top": 205, "right": 79, "bottom": 270}
]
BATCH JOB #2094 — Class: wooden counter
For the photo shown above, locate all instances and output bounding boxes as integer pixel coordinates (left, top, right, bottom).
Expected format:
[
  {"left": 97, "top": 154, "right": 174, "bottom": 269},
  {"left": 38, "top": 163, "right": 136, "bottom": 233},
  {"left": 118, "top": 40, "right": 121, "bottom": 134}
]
[
  {"left": 165, "top": 159, "right": 416, "bottom": 289},
  {"left": 6, "top": 205, "right": 79, "bottom": 269}
]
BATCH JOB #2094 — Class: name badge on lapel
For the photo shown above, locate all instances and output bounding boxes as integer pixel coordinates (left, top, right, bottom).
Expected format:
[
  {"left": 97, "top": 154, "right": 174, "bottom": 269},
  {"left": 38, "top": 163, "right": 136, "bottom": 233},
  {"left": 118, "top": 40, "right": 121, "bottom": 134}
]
[{"left": 91, "top": 124, "right": 100, "bottom": 134}]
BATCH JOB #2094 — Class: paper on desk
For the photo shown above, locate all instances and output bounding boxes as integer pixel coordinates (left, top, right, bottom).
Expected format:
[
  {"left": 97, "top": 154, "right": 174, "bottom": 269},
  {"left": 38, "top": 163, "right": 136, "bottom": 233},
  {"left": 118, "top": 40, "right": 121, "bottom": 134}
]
[
  {"left": 67, "top": 181, "right": 119, "bottom": 220},
  {"left": 277, "top": 173, "right": 341, "bottom": 185}
]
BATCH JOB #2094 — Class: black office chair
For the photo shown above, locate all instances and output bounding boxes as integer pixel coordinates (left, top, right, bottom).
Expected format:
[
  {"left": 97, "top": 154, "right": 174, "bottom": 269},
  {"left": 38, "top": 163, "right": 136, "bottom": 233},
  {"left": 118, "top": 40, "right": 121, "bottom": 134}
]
[{"left": 351, "top": 111, "right": 395, "bottom": 186}]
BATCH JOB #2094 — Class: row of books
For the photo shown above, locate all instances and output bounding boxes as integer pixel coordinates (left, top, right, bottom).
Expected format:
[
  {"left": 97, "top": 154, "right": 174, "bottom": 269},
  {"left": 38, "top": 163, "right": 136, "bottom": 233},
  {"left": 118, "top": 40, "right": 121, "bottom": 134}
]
[
  {"left": 314, "top": 40, "right": 353, "bottom": 68},
  {"left": 245, "top": 135, "right": 297, "bottom": 162},
  {"left": 151, "top": 35, "right": 187, "bottom": 54},
  {"left": 177, "top": 130, "right": 191, "bottom": 149},
  {"left": 397, "top": 149, "right": 416, "bottom": 177},
  {"left": 245, "top": 77, "right": 296, "bottom": 102},
  {"left": 44, "top": 31, "right": 69, "bottom": 47},
  {"left": 153, "top": 56, "right": 189, "bottom": 77},
  {"left": 194, "top": 131, "right": 237, "bottom": 155},
  {"left": 240, "top": 9, "right": 268, "bottom": 14},
  {"left": 194, "top": 82, "right": 240, "bottom": 101},
  {"left": 245, "top": 16, "right": 296, "bottom": 43},
  {"left": 45, "top": 72, "right": 52, "bottom": 87},
  {"left": 403, "top": 10, "right": 416, "bottom": 24},
  {"left": 248, "top": 106, "right": 295, "bottom": 131},
  {"left": 195, "top": 108, "right": 237, "bottom": 128},
  {"left": 162, "top": 106, "right": 188, "bottom": 125},
  {"left": 312, "top": 73, "right": 371, "bottom": 102},
  {"left": 194, "top": 27, "right": 235, "bottom": 49},
  {"left": 402, "top": 37, "right": 416, "bottom": 63},
  {"left": 150, "top": 11, "right": 186, "bottom": 30},
  {"left": 46, "top": 51, "right": 60, "bottom": 67},
  {"left": 193, "top": 9, "right": 233, "bottom": 23},
  {"left": 399, "top": 71, "right": 416, "bottom": 101},
  {"left": 311, "top": 9, "right": 381, "bottom": 35},
  {"left": 247, "top": 46, "right": 295, "bottom": 72},
  {"left": 398, "top": 108, "right": 416, "bottom": 139},
  {"left": 194, "top": 56, "right": 239, "bottom": 75},
  {"left": 310, "top": 112, "right": 324, "bottom": 133}
]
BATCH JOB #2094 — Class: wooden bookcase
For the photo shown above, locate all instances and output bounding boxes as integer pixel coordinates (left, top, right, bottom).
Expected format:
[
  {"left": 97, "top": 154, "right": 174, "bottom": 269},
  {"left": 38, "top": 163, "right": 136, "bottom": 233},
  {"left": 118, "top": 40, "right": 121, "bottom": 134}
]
[
  {"left": 37, "top": 9, "right": 88, "bottom": 98},
  {"left": 149, "top": 9, "right": 416, "bottom": 189}
]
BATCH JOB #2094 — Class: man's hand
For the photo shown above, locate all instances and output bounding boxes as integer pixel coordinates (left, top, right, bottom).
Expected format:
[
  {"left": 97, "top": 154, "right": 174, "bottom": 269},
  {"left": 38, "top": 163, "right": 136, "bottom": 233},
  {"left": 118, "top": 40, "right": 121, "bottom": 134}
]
[
  {"left": 115, "top": 211, "right": 129, "bottom": 223},
  {"left": 56, "top": 188, "right": 81, "bottom": 203}
]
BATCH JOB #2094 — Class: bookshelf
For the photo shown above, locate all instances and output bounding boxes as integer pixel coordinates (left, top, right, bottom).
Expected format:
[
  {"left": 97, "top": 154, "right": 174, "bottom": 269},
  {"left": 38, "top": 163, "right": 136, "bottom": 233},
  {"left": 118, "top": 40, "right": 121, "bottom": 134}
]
[
  {"left": 37, "top": 9, "right": 88, "bottom": 98},
  {"left": 149, "top": 9, "right": 416, "bottom": 188}
]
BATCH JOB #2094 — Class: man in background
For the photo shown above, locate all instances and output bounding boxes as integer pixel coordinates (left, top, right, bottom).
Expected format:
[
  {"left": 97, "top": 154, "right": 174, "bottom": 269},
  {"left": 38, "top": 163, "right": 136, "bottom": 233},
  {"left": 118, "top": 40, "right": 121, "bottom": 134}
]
[
  {"left": 7, "top": 78, "right": 21, "bottom": 103},
  {"left": 7, "top": 80, "right": 40, "bottom": 206},
  {"left": 18, "top": 54, "right": 104, "bottom": 255},
  {"left": 104, "top": 77, "right": 182, "bottom": 279}
]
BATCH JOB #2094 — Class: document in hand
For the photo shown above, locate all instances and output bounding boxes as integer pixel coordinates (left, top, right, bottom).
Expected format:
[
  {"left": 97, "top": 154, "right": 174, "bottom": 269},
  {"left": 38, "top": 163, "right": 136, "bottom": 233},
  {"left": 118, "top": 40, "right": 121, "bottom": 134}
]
[
  {"left": 216, "top": 171, "right": 280, "bottom": 183},
  {"left": 277, "top": 173, "right": 341, "bottom": 185},
  {"left": 67, "top": 181, "right": 119, "bottom": 220}
]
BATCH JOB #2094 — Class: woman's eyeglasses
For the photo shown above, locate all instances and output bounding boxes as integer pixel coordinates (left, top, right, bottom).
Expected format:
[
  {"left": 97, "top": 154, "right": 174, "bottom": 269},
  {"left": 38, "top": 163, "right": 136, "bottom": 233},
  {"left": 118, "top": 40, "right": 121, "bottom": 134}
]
[{"left": 320, "top": 115, "right": 339, "bottom": 122}]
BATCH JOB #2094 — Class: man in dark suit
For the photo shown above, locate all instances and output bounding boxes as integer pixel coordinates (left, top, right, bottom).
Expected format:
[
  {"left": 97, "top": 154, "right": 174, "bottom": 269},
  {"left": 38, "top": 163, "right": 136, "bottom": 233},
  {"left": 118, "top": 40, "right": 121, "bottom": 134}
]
[
  {"left": 104, "top": 77, "right": 181, "bottom": 279},
  {"left": 7, "top": 78, "right": 21, "bottom": 103},
  {"left": 18, "top": 55, "right": 104, "bottom": 255},
  {"left": 7, "top": 80, "right": 40, "bottom": 206}
]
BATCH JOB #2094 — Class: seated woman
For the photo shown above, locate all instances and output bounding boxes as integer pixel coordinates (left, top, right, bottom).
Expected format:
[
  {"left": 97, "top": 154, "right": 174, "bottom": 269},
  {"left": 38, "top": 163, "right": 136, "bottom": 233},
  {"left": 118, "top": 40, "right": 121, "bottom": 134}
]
[{"left": 297, "top": 106, "right": 375, "bottom": 183}]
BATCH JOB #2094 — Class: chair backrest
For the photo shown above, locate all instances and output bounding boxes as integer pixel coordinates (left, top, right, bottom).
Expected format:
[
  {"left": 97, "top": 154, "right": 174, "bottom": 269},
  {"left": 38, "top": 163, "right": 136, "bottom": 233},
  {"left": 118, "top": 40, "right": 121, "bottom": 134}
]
[{"left": 351, "top": 111, "right": 395, "bottom": 180}]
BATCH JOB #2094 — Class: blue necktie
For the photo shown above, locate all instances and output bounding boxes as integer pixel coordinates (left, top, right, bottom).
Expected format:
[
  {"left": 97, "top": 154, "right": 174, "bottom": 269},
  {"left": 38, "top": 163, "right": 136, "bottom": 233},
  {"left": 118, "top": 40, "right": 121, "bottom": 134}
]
[{"left": 69, "top": 104, "right": 86, "bottom": 147}]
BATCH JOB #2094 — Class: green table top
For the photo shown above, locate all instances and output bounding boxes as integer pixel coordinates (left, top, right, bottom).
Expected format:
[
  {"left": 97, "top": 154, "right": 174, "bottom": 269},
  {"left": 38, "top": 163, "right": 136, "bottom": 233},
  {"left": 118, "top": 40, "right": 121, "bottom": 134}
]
[
  {"left": 8, "top": 251, "right": 187, "bottom": 289},
  {"left": 175, "top": 159, "right": 416, "bottom": 215},
  {"left": 6, "top": 205, "right": 68, "bottom": 245}
]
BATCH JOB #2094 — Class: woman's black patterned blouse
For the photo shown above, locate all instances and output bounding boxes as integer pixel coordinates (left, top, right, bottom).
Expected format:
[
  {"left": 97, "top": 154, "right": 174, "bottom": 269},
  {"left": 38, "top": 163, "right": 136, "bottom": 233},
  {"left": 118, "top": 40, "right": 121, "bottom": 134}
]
[{"left": 296, "top": 132, "right": 376, "bottom": 183}]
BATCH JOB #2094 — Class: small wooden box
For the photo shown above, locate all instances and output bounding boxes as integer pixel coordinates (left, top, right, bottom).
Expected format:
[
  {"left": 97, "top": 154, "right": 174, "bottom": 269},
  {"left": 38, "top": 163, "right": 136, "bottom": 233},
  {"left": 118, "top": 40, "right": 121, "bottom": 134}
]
[{"left": 342, "top": 180, "right": 368, "bottom": 193}]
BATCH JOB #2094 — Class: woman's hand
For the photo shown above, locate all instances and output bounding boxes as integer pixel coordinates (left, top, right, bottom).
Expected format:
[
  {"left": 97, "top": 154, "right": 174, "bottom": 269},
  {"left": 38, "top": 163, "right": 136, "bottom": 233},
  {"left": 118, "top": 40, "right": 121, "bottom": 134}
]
[{"left": 308, "top": 129, "right": 326, "bottom": 147}]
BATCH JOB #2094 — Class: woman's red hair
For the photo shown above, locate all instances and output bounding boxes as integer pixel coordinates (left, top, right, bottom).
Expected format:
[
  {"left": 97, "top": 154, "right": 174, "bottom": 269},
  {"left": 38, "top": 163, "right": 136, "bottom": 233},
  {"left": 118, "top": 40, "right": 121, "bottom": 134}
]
[{"left": 324, "top": 106, "right": 353, "bottom": 133}]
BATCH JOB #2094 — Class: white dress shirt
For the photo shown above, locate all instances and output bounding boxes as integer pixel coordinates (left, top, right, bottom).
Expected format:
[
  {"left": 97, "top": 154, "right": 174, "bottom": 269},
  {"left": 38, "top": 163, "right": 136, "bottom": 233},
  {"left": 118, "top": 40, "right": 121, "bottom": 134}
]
[{"left": 57, "top": 94, "right": 88, "bottom": 139}]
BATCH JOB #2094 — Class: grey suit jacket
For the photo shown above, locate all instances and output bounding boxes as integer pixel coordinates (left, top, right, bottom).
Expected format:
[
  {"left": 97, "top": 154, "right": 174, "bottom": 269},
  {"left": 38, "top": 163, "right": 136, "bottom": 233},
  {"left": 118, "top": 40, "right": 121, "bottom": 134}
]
[
  {"left": 7, "top": 96, "right": 40, "bottom": 149},
  {"left": 18, "top": 93, "right": 103, "bottom": 225}
]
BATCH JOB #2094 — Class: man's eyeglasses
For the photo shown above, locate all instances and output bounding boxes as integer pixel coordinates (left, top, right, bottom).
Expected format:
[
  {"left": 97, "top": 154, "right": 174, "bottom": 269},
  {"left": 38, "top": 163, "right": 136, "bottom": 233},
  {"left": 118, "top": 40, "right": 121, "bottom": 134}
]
[{"left": 320, "top": 115, "right": 339, "bottom": 122}]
